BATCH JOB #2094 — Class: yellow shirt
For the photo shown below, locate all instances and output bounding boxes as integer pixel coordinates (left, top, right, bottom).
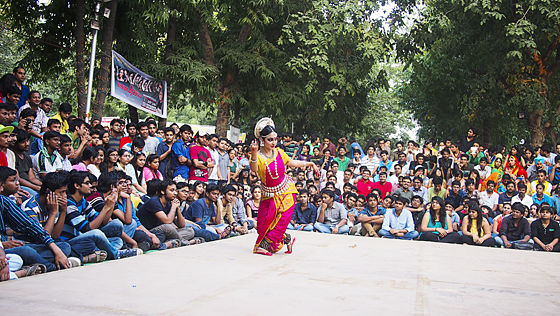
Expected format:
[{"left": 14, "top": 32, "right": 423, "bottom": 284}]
[{"left": 51, "top": 113, "right": 69, "bottom": 134}]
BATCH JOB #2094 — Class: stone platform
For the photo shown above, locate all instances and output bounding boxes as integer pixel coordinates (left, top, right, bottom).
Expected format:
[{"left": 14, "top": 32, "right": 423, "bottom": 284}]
[{"left": 1, "top": 231, "right": 559, "bottom": 315}]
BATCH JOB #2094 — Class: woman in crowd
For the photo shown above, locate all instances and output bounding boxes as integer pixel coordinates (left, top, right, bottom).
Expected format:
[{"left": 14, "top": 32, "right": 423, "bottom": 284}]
[
  {"left": 460, "top": 205, "right": 497, "bottom": 247},
  {"left": 228, "top": 148, "right": 240, "bottom": 181},
  {"left": 132, "top": 152, "right": 147, "bottom": 190},
  {"left": 101, "top": 148, "right": 119, "bottom": 173},
  {"left": 143, "top": 154, "right": 163, "bottom": 183},
  {"left": 72, "top": 146, "right": 99, "bottom": 173},
  {"left": 297, "top": 144, "right": 311, "bottom": 162},
  {"left": 492, "top": 158, "right": 504, "bottom": 177},
  {"left": 192, "top": 180, "right": 206, "bottom": 200},
  {"left": 504, "top": 155, "right": 528, "bottom": 180},
  {"left": 245, "top": 185, "right": 262, "bottom": 227},
  {"left": 249, "top": 117, "right": 320, "bottom": 256},
  {"left": 419, "top": 197, "right": 461, "bottom": 243},
  {"left": 116, "top": 149, "right": 146, "bottom": 194},
  {"left": 87, "top": 146, "right": 105, "bottom": 178}
]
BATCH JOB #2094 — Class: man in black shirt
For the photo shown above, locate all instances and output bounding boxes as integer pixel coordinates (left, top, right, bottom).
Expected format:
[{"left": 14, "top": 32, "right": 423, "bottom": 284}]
[
  {"left": 531, "top": 205, "right": 560, "bottom": 252},
  {"left": 500, "top": 202, "right": 532, "bottom": 248}
]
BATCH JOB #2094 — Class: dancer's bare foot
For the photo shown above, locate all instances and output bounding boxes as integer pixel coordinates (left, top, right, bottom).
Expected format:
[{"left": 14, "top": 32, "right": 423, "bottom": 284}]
[{"left": 254, "top": 247, "right": 272, "bottom": 256}]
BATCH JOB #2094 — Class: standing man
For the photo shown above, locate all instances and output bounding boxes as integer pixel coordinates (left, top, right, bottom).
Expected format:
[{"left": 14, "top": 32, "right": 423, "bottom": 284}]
[
  {"left": 138, "top": 122, "right": 159, "bottom": 155},
  {"left": 206, "top": 134, "right": 220, "bottom": 185},
  {"left": 13, "top": 66, "right": 29, "bottom": 108},
  {"left": 216, "top": 137, "right": 230, "bottom": 186},
  {"left": 157, "top": 127, "right": 176, "bottom": 179},
  {"left": 17, "top": 90, "right": 47, "bottom": 139},
  {"left": 189, "top": 132, "right": 214, "bottom": 184},
  {"left": 119, "top": 123, "right": 137, "bottom": 149},
  {"left": 172, "top": 125, "right": 193, "bottom": 183},
  {"left": 107, "top": 119, "right": 124, "bottom": 150}
]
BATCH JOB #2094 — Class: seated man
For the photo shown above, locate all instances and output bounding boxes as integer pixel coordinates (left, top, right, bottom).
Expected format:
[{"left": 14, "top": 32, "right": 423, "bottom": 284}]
[
  {"left": 358, "top": 193, "right": 385, "bottom": 237},
  {"left": 532, "top": 183, "right": 554, "bottom": 206},
  {"left": 379, "top": 196, "right": 419, "bottom": 240},
  {"left": 32, "top": 131, "right": 63, "bottom": 179},
  {"left": 219, "top": 185, "right": 254, "bottom": 235},
  {"left": 500, "top": 202, "right": 533, "bottom": 249},
  {"left": 288, "top": 189, "right": 317, "bottom": 231},
  {"left": 343, "top": 192, "right": 360, "bottom": 234},
  {"left": 314, "top": 190, "right": 349, "bottom": 234},
  {"left": 62, "top": 171, "right": 140, "bottom": 260},
  {"left": 183, "top": 184, "right": 231, "bottom": 241},
  {"left": 136, "top": 180, "right": 197, "bottom": 247},
  {"left": 0, "top": 167, "right": 75, "bottom": 272},
  {"left": 531, "top": 205, "right": 560, "bottom": 252}
]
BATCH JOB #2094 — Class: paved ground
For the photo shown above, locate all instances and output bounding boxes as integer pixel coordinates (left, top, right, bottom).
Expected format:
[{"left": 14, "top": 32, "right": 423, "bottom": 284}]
[{"left": 1, "top": 231, "right": 559, "bottom": 315}]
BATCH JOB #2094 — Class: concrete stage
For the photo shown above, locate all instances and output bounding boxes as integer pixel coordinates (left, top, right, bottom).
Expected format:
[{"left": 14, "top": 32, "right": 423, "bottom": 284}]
[{"left": 1, "top": 231, "right": 559, "bottom": 315}]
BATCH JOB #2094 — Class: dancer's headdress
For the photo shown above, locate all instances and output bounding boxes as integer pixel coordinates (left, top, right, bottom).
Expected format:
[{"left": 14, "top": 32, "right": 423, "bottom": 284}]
[{"left": 254, "top": 117, "right": 275, "bottom": 138}]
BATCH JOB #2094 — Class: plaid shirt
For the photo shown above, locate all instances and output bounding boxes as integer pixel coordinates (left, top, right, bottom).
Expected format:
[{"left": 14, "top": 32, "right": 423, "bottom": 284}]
[{"left": 0, "top": 195, "right": 54, "bottom": 245}]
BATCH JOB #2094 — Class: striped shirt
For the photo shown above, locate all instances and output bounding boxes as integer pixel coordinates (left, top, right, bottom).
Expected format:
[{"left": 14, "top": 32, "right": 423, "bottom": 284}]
[
  {"left": 21, "top": 194, "right": 53, "bottom": 227},
  {"left": 0, "top": 195, "right": 54, "bottom": 245},
  {"left": 61, "top": 195, "right": 99, "bottom": 241}
]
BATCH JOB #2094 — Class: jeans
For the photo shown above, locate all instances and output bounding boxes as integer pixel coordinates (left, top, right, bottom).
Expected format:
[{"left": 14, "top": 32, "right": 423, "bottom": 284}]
[
  {"left": 313, "top": 222, "right": 350, "bottom": 234},
  {"left": 6, "top": 245, "right": 57, "bottom": 272},
  {"left": 68, "top": 229, "right": 122, "bottom": 260},
  {"left": 185, "top": 223, "right": 219, "bottom": 241},
  {"left": 378, "top": 229, "right": 419, "bottom": 240},
  {"left": 491, "top": 233, "right": 504, "bottom": 247},
  {"left": 287, "top": 223, "right": 314, "bottom": 231}
]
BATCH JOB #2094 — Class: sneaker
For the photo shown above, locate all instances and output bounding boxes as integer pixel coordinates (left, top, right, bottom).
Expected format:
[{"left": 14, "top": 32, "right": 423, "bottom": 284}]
[
  {"left": 68, "top": 257, "right": 81, "bottom": 268},
  {"left": 117, "top": 248, "right": 143, "bottom": 259}
]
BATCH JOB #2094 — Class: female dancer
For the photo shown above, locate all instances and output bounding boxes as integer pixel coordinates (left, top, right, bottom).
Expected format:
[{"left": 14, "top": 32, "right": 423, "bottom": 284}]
[{"left": 250, "top": 118, "right": 319, "bottom": 256}]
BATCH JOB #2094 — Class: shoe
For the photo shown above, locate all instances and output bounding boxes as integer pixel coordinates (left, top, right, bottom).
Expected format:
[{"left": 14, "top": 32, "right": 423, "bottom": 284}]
[
  {"left": 68, "top": 257, "right": 81, "bottom": 268},
  {"left": 118, "top": 248, "right": 143, "bottom": 259}
]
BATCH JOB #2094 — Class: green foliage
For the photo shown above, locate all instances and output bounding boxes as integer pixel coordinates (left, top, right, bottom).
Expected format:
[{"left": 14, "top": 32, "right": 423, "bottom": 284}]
[{"left": 395, "top": 0, "right": 560, "bottom": 146}]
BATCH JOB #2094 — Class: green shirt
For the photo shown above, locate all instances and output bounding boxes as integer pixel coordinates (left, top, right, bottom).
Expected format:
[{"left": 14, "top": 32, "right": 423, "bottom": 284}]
[{"left": 333, "top": 156, "right": 351, "bottom": 171}]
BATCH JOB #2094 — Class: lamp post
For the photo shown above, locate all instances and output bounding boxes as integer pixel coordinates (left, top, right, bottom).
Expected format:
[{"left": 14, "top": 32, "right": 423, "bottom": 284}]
[{"left": 85, "top": 0, "right": 111, "bottom": 122}]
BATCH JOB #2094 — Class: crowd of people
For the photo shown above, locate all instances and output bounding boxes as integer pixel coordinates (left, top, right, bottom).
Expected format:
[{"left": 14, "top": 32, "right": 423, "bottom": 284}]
[{"left": 0, "top": 65, "right": 559, "bottom": 282}]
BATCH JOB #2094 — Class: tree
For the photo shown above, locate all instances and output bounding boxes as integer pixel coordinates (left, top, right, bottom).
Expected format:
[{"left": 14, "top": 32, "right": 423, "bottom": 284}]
[{"left": 397, "top": 0, "right": 560, "bottom": 147}]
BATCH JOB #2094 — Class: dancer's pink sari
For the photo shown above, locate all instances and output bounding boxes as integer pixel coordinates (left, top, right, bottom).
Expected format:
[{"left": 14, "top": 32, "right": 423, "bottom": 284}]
[{"left": 253, "top": 148, "right": 298, "bottom": 253}]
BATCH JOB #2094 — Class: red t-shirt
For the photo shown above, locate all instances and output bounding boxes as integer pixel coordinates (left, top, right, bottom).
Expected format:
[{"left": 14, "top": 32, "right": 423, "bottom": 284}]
[
  {"left": 189, "top": 145, "right": 212, "bottom": 182},
  {"left": 119, "top": 136, "right": 133, "bottom": 149},
  {"left": 0, "top": 151, "right": 7, "bottom": 167},
  {"left": 356, "top": 178, "right": 375, "bottom": 197},
  {"left": 371, "top": 181, "right": 392, "bottom": 198}
]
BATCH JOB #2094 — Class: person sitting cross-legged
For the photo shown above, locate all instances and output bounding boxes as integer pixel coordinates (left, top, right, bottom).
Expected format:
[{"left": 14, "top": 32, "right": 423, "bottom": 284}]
[
  {"left": 531, "top": 205, "right": 560, "bottom": 252},
  {"left": 358, "top": 193, "right": 385, "bottom": 237},
  {"left": 183, "top": 183, "right": 232, "bottom": 242},
  {"left": 314, "top": 189, "right": 349, "bottom": 234},
  {"left": 460, "top": 204, "right": 497, "bottom": 247},
  {"left": 0, "top": 167, "right": 77, "bottom": 272},
  {"left": 136, "top": 179, "right": 198, "bottom": 248},
  {"left": 378, "top": 196, "right": 419, "bottom": 240},
  {"left": 62, "top": 171, "right": 140, "bottom": 260},
  {"left": 418, "top": 196, "right": 461, "bottom": 243},
  {"left": 500, "top": 202, "right": 533, "bottom": 249},
  {"left": 219, "top": 185, "right": 254, "bottom": 235},
  {"left": 287, "top": 189, "right": 317, "bottom": 231}
]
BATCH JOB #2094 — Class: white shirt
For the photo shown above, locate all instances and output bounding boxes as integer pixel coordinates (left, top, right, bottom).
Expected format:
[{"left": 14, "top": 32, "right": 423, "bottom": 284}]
[
  {"left": 478, "top": 191, "right": 499, "bottom": 209},
  {"left": 142, "top": 136, "right": 160, "bottom": 155},
  {"left": 511, "top": 194, "right": 533, "bottom": 208},
  {"left": 18, "top": 104, "right": 47, "bottom": 133},
  {"left": 208, "top": 148, "right": 220, "bottom": 180},
  {"left": 360, "top": 155, "right": 380, "bottom": 174},
  {"left": 6, "top": 149, "right": 15, "bottom": 169},
  {"left": 474, "top": 165, "right": 492, "bottom": 180}
]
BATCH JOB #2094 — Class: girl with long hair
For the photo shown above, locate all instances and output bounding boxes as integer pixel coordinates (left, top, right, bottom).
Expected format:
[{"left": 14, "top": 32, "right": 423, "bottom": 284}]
[
  {"left": 418, "top": 196, "right": 461, "bottom": 243},
  {"left": 143, "top": 154, "right": 163, "bottom": 183},
  {"left": 101, "top": 148, "right": 119, "bottom": 173},
  {"left": 245, "top": 185, "right": 262, "bottom": 226},
  {"left": 460, "top": 206, "right": 497, "bottom": 247},
  {"left": 192, "top": 180, "right": 206, "bottom": 200},
  {"left": 131, "top": 152, "right": 146, "bottom": 189}
]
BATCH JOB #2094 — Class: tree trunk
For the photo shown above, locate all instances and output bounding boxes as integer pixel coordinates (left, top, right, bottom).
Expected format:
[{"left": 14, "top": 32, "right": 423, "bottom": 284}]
[
  {"left": 128, "top": 105, "right": 138, "bottom": 124},
  {"left": 74, "top": 0, "right": 87, "bottom": 119},
  {"left": 528, "top": 109, "right": 547, "bottom": 147},
  {"left": 91, "top": 0, "right": 118, "bottom": 120},
  {"left": 158, "top": 14, "right": 177, "bottom": 128}
]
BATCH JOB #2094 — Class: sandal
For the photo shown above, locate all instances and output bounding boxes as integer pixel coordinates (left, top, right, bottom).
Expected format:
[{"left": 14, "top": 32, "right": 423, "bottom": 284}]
[
  {"left": 23, "top": 263, "right": 47, "bottom": 276},
  {"left": 189, "top": 237, "right": 204, "bottom": 245},
  {"left": 82, "top": 250, "right": 107, "bottom": 264},
  {"left": 166, "top": 239, "right": 180, "bottom": 249},
  {"left": 254, "top": 247, "right": 273, "bottom": 256},
  {"left": 285, "top": 237, "right": 296, "bottom": 254},
  {"left": 219, "top": 225, "right": 232, "bottom": 239}
]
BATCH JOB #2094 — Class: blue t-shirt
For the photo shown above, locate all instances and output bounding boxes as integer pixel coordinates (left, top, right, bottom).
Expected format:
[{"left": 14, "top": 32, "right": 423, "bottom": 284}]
[
  {"left": 292, "top": 203, "right": 317, "bottom": 224},
  {"left": 359, "top": 206, "right": 386, "bottom": 217},
  {"left": 185, "top": 198, "right": 216, "bottom": 228},
  {"left": 172, "top": 139, "right": 191, "bottom": 178}
]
